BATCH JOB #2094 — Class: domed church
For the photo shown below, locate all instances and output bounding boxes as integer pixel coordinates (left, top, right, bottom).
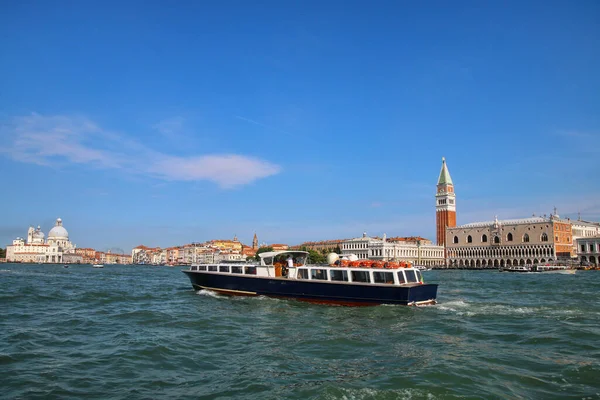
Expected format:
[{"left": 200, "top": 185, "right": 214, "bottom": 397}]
[{"left": 6, "top": 218, "right": 77, "bottom": 263}]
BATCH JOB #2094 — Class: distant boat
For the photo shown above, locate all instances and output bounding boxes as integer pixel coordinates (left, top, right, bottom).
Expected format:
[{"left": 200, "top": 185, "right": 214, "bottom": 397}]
[
  {"left": 92, "top": 264, "right": 104, "bottom": 268},
  {"left": 413, "top": 265, "right": 432, "bottom": 271},
  {"left": 63, "top": 265, "right": 69, "bottom": 268},
  {"left": 532, "top": 263, "right": 575, "bottom": 274}
]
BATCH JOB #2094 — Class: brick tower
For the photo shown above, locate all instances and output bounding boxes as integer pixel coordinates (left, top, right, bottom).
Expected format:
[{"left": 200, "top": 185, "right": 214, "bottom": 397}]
[{"left": 436, "top": 157, "right": 456, "bottom": 246}]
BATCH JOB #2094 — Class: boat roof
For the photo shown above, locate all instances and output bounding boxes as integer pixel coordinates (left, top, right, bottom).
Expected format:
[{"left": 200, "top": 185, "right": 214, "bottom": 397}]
[{"left": 258, "top": 250, "right": 309, "bottom": 259}]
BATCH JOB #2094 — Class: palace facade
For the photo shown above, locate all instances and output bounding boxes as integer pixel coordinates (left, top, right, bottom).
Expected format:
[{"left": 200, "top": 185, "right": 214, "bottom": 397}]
[{"left": 445, "top": 214, "right": 574, "bottom": 268}]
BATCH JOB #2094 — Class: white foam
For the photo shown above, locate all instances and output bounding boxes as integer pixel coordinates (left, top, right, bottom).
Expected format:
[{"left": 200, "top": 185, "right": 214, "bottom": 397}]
[
  {"left": 329, "top": 387, "right": 438, "bottom": 400},
  {"left": 196, "top": 289, "right": 222, "bottom": 298}
]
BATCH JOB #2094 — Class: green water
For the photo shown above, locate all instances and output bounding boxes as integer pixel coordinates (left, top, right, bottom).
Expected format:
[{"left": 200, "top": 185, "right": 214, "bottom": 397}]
[{"left": 1, "top": 264, "right": 599, "bottom": 399}]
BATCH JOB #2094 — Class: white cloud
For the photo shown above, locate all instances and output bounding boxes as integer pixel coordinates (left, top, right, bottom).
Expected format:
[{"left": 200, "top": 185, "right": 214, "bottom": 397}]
[
  {"left": 0, "top": 113, "right": 281, "bottom": 188},
  {"left": 153, "top": 116, "right": 185, "bottom": 137}
]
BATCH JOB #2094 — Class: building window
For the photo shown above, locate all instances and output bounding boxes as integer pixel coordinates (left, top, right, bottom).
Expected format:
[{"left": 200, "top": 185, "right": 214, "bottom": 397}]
[
  {"left": 493, "top": 236, "right": 500, "bottom": 244},
  {"left": 453, "top": 236, "right": 459, "bottom": 244},
  {"left": 581, "top": 244, "right": 586, "bottom": 252},
  {"left": 541, "top": 233, "right": 548, "bottom": 242},
  {"left": 482, "top": 234, "right": 488, "bottom": 243},
  {"left": 467, "top": 235, "right": 473, "bottom": 243},
  {"left": 555, "top": 236, "right": 559, "bottom": 242},
  {"left": 523, "top": 234, "right": 530, "bottom": 243},
  {"left": 507, "top": 233, "right": 513, "bottom": 242}
]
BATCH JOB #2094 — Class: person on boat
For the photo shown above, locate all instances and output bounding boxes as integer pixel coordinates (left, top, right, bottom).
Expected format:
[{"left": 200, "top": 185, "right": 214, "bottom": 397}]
[{"left": 286, "top": 255, "right": 294, "bottom": 269}]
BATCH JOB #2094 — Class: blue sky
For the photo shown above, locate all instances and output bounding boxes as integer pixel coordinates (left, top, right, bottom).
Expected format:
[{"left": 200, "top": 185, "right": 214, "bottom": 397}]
[{"left": 1, "top": 1, "right": 599, "bottom": 252}]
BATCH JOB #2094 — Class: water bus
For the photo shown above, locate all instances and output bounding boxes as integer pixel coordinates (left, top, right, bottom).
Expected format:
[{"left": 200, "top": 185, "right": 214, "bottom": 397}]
[
  {"left": 500, "top": 263, "right": 575, "bottom": 274},
  {"left": 182, "top": 251, "right": 438, "bottom": 306},
  {"left": 532, "top": 263, "right": 575, "bottom": 274},
  {"left": 499, "top": 265, "right": 532, "bottom": 273}
]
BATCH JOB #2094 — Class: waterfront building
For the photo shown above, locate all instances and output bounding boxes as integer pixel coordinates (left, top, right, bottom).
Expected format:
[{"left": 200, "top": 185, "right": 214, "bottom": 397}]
[
  {"left": 100, "top": 251, "right": 132, "bottom": 265},
  {"left": 210, "top": 236, "right": 242, "bottom": 252},
  {"left": 166, "top": 246, "right": 182, "bottom": 264},
  {"left": 435, "top": 157, "right": 456, "bottom": 247},
  {"left": 63, "top": 253, "right": 83, "bottom": 264},
  {"left": 252, "top": 233, "right": 258, "bottom": 250},
  {"left": 242, "top": 245, "right": 257, "bottom": 259},
  {"left": 445, "top": 212, "right": 574, "bottom": 268},
  {"left": 6, "top": 218, "right": 77, "bottom": 263},
  {"left": 576, "top": 236, "right": 600, "bottom": 266},
  {"left": 571, "top": 219, "right": 600, "bottom": 256},
  {"left": 341, "top": 232, "right": 445, "bottom": 267},
  {"left": 270, "top": 243, "right": 289, "bottom": 251},
  {"left": 293, "top": 239, "right": 344, "bottom": 253},
  {"left": 132, "top": 245, "right": 162, "bottom": 264},
  {"left": 75, "top": 247, "right": 98, "bottom": 264}
]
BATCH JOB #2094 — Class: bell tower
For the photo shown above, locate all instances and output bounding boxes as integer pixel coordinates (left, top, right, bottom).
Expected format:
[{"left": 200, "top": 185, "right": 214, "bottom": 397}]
[{"left": 436, "top": 157, "right": 456, "bottom": 246}]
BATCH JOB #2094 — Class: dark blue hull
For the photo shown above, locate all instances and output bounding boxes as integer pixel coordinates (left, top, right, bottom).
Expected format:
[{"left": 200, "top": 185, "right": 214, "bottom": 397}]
[{"left": 183, "top": 271, "right": 438, "bottom": 306}]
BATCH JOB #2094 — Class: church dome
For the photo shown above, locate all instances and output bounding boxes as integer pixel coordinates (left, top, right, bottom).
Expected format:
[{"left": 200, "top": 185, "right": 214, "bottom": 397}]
[
  {"left": 48, "top": 218, "right": 69, "bottom": 239},
  {"left": 33, "top": 227, "right": 45, "bottom": 239}
]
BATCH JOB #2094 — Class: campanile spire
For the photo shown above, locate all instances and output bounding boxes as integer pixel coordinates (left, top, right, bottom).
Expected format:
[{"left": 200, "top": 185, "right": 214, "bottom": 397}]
[{"left": 436, "top": 157, "right": 457, "bottom": 247}]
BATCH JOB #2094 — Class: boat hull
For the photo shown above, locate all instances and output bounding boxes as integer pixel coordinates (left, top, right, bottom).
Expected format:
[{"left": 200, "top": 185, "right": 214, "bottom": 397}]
[{"left": 183, "top": 271, "right": 437, "bottom": 306}]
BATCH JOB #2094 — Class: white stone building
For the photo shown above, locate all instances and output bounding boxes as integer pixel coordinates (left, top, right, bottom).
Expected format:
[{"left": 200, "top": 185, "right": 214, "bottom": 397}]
[
  {"left": 571, "top": 219, "right": 600, "bottom": 256},
  {"left": 6, "top": 218, "right": 76, "bottom": 263},
  {"left": 576, "top": 236, "right": 600, "bottom": 266},
  {"left": 341, "top": 232, "right": 445, "bottom": 267}
]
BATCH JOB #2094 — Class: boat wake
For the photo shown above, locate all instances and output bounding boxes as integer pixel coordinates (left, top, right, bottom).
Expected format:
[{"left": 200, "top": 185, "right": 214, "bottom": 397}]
[{"left": 195, "top": 289, "right": 223, "bottom": 298}]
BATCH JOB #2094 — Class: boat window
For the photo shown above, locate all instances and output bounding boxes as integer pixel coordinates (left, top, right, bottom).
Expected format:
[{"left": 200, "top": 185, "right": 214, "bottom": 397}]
[
  {"left": 208, "top": 265, "right": 218, "bottom": 272},
  {"left": 297, "top": 269, "right": 308, "bottom": 279},
  {"left": 397, "top": 271, "right": 406, "bottom": 284},
  {"left": 415, "top": 270, "right": 422, "bottom": 282},
  {"left": 244, "top": 266, "right": 257, "bottom": 275},
  {"left": 373, "top": 271, "right": 394, "bottom": 284},
  {"left": 231, "top": 266, "right": 243, "bottom": 274},
  {"left": 311, "top": 269, "right": 328, "bottom": 280},
  {"left": 295, "top": 256, "right": 307, "bottom": 266},
  {"left": 330, "top": 269, "right": 348, "bottom": 282},
  {"left": 191, "top": 266, "right": 197, "bottom": 271},
  {"left": 219, "top": 266, "right": 230, "bottom": 273},
  {"left": 198, "top": 265, "right": 207, "bottom": 271},
  {"left": 405, "top": 270, "right": 418, "bottom": 283},
  {"left": 351, "top": 270, "right": 370, "bottom": 283}
]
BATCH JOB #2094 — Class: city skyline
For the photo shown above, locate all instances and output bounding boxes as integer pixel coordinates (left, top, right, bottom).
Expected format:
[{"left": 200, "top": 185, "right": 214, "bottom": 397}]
[{"left": 1, "top": 1, "right": 599, "bottom": 251}]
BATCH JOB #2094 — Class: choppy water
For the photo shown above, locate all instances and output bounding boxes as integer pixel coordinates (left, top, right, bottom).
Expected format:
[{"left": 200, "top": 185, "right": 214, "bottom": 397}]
[{"left": 1, "top": 264, "right": 599, "bottom": 399}]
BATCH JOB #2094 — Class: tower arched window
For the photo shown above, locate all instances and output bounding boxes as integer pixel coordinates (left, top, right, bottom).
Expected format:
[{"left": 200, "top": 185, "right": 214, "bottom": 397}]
[
  {"left": 494, "top": 236, "right": 500, "bottom": 244},
  {"left": 507, "top": 233, "right": 513, "bottom": 242},
  {"left": 541, "top": 233, "right": 548, "bottom": 242},
  {"left": 453, "top": 236, "right": 459, "bottom": 244},
  {"left": 523, "top": 234, "right": 530, "bottom": 243},
  {"left": 482, "top": 234, "right": 488, "bottom": 243},
  {"left": 467, "top": 235, "right": 472, "bottom": 243}
]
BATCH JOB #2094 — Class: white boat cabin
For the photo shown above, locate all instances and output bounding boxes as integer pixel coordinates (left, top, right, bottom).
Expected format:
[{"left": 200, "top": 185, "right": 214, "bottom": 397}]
[{"left": 189, "top": 250, "right": 424, "bottom": 286}]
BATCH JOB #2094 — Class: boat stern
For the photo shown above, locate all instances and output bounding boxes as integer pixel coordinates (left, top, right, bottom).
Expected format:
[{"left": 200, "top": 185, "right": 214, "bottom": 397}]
[{"left": 406, "top": 283, "right": 438, "bottom": 306}]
